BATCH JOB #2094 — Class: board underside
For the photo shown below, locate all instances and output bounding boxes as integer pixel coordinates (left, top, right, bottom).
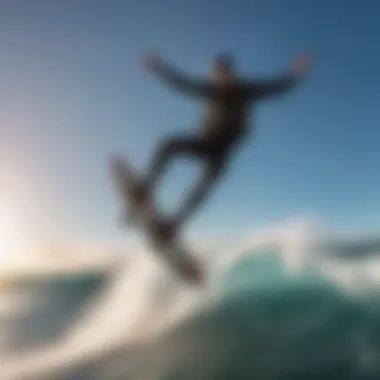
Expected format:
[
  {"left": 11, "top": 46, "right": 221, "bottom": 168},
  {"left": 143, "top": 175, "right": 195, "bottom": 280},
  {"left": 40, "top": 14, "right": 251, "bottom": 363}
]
[{"left": 110, "top": 157, "right": 203, "bottom": 284}]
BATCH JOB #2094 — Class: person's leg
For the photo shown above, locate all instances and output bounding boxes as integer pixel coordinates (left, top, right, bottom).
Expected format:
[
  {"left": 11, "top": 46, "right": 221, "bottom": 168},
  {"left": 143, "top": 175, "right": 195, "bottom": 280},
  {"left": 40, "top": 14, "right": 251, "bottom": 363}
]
[
  {"left": 156, "top": 137, "right": 239, "bottom": 240},
  {"left": 123, "top": 135, "right": 207, "bottom": 226},
  {"left": 143, "top": 134, "right": 206, "bottom": 191},
  {"left": 173, "top": 154, "right": 227, "bottom": 228}
]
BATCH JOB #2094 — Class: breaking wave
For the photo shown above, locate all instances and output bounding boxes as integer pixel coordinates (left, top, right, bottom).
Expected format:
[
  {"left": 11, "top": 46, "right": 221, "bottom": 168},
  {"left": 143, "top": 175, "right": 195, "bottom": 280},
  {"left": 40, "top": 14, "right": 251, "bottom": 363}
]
[{"left": 1, "top": 217, "right": 380, "bottom": 380}]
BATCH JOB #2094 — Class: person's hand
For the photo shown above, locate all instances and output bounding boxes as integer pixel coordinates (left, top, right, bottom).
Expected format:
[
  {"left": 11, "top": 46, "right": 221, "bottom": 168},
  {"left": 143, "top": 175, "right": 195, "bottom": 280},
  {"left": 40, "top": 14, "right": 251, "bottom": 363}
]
[
  {"left": 292, "top": 53, "right": 312, "bottom": 77},
  {"left": 141, "top": 53, "right": 163, "bottom": 71}
]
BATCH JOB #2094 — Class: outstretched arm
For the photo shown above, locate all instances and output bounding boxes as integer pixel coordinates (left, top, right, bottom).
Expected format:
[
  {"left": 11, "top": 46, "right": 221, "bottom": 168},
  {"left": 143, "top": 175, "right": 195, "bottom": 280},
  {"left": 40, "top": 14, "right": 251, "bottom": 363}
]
[
  {"left": 245, "top": 53, "right": 312, "bottom": 99},
  {"left": 142, "top": 54, "right": 211, "bottom": 98}
]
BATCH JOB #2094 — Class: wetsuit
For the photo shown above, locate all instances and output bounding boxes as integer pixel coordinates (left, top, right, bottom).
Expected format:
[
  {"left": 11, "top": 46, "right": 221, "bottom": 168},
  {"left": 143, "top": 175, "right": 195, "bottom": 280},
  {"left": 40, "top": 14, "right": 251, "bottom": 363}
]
[{"left": 143, "top": 63, "right": 302, "bottom": 231}]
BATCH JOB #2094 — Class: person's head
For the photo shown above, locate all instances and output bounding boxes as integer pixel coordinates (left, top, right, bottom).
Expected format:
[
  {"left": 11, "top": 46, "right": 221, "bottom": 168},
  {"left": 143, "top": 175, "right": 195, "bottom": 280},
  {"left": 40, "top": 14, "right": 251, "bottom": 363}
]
[{"left": 211, "top": 54, "right": 236, "bottom": 84}]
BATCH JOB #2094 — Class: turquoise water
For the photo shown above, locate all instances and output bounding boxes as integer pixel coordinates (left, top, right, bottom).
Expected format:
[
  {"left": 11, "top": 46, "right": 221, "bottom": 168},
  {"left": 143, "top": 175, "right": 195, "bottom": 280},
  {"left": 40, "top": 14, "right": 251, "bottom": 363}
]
[
  {"left": 0, "top": 272, "right": 109, "bottom": 356},
  {"left": 1, "top": 229, "right": 380, "bottom": 379}
]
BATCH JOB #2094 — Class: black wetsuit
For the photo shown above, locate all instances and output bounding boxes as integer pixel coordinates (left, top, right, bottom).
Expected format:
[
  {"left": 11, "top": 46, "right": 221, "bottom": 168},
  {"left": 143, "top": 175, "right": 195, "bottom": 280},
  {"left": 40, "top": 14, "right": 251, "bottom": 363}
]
[{"left": 144, "top": 63, "right": 301, "bottom": 229}]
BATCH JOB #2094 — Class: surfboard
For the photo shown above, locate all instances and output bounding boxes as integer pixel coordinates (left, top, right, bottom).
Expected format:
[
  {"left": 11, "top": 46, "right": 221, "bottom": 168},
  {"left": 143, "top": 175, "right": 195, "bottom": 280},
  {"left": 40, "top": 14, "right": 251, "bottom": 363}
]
[{"left": 109, "top": 156, "right": 204, "bottom": 285}]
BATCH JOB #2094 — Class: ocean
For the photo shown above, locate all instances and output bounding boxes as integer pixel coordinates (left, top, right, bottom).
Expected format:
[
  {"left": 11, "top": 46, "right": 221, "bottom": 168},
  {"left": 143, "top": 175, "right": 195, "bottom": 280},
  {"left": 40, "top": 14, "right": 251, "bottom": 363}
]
[{"left": 1, "top": 219, "right": 380, "bottom": 380}]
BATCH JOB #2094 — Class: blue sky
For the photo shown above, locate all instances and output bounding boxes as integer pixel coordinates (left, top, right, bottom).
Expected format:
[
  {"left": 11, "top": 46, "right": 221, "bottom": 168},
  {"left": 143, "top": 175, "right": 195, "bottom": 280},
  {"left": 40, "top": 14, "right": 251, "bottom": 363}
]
[{"left": 0, "top": 0, "right": 379, "bottom": 246}]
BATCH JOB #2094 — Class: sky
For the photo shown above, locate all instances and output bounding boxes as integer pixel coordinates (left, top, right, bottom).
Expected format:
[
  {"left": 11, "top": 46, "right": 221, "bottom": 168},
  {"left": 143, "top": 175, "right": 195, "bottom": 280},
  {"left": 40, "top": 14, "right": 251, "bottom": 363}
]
[{"left": 0, "top": 0, "right": 379, "bottom": 250}]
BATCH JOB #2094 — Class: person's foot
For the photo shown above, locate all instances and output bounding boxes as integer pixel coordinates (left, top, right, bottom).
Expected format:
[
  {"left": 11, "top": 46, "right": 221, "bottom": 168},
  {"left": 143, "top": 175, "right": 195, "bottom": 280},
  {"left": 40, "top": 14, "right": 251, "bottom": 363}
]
[{"left": 157, "top": 217, "right": 180, "bottom": 243}]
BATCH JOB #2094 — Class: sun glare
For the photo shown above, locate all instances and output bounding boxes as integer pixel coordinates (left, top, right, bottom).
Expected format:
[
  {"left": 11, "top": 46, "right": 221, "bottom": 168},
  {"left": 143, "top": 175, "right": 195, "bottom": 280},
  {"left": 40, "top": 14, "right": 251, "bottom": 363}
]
[{"left": 0, "top": 213, "right": 23, "bottom": 267}]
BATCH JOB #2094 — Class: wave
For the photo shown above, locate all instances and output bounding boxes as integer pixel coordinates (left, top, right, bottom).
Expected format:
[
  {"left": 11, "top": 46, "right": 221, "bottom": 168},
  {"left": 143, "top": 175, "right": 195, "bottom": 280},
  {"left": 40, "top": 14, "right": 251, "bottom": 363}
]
[
  {"left": 0, "top": 270, "right": 111, "bottom": 357},
  {"left": 1, "top": 217, "right": 380, "bottom": 379}
]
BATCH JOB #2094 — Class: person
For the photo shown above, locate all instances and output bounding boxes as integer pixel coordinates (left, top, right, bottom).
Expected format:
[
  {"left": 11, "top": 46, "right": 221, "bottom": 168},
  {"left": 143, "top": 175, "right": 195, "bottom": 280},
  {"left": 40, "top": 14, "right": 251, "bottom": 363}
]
[{"left": 131, "top": 52, "right": 312, "bottom": 241}]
